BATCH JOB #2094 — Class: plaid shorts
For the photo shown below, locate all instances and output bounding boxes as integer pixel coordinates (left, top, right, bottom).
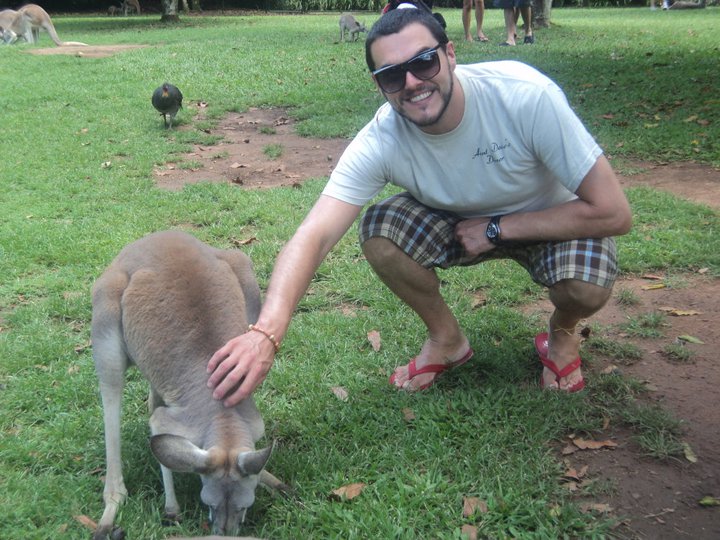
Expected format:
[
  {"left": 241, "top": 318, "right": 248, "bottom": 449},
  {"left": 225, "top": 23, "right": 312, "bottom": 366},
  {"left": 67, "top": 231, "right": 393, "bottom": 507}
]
[{"left": 359, "top": 192, "right": 618, "bottom": 289}]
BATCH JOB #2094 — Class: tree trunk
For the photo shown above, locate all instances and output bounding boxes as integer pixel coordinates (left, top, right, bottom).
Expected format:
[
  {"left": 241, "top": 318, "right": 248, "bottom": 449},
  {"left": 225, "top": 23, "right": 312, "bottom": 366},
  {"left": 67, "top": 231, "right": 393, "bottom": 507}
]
[
  {"left": 160, "top": 0, "right": 180, "bottom": 21},
  {"left": 532, "top": 0, "right": 552, "bottom": 28}
]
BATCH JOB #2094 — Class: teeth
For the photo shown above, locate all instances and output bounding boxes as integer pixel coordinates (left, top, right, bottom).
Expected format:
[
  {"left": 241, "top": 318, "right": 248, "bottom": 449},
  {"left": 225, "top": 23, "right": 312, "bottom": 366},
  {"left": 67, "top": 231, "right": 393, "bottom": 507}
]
[{"left": 410, "top": 91, "right": 431, "bottom": 103}]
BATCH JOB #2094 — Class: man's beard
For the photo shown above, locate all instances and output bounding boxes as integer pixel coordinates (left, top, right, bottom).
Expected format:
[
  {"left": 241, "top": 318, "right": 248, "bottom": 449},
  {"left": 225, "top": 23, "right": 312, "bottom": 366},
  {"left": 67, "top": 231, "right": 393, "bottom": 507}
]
[{"left": 393, "top": 75, "right": 454, "bottom": 129}]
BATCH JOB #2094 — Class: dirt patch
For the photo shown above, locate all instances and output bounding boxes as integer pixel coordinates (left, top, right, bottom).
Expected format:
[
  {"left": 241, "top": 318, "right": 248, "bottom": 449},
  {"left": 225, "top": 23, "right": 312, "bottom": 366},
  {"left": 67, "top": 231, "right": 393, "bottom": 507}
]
[
  {"left": 154, "top": 107, "right": 350, "bottom": 191},
  {"left": 26, "top": 44, "right": 148, "bottom": 58},
  {"left": 156, "top": 106, "right": 719, "bottom": 538},
  {"left": 524, "top": 277, "right": 720, "bottom": 539}
]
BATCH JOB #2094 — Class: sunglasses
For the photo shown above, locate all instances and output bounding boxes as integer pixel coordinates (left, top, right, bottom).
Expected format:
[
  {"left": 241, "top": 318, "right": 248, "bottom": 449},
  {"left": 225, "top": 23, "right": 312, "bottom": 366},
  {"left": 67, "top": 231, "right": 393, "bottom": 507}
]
[{"left": 372, "top": 44, "right": 445, "bottom": 94}]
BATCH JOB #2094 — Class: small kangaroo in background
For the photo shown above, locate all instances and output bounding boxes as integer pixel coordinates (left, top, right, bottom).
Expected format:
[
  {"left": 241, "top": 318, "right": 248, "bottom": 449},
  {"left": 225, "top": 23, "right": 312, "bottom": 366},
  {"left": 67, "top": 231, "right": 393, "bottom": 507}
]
[
  {"left": 339, "top": 13, "right": 366, "bottom": 42},
  {"left": 121, "top": 0, "right": 141, "bottom": 15},
  {"left": 91, "top": 230, "right": 287, "bottom": 540}
]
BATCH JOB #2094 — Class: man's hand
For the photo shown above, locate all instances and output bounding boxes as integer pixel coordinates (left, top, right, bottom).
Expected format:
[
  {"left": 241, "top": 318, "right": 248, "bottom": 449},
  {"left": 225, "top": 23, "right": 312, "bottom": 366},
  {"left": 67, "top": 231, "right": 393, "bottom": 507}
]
[
  {"left": 206, "top": 331, "right": 276, "bottom": 407},
  {"left": 455, "top": 217, "right": 494, "bottom": 257}
]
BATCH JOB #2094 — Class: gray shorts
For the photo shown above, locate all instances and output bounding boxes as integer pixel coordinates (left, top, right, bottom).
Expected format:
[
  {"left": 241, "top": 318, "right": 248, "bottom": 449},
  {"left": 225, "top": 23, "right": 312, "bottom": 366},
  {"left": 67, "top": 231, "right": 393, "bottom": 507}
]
[{"left": 359, "top": 192, "right": 619, "bottom": 289}]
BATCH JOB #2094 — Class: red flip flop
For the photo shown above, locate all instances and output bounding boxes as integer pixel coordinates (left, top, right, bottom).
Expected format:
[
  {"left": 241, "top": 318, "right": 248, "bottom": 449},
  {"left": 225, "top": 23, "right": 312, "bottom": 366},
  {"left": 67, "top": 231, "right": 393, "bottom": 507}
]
[
  {"left": 389, "top": 349, "right": 474, "bottom": 391},
  {"left": 535, "top": 332, "right": 585, "bottom": 393}
]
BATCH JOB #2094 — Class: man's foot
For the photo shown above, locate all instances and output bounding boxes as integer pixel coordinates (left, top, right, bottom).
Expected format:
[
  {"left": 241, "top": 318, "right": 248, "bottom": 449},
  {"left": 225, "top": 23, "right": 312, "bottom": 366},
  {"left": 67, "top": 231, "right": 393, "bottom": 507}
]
[
  {"left": 475, "top": 34, "right": 489, "bottom": 42},
  {"left": 523, "top": 35, "right": 535, "bottom": 44},
  {"left": 535, "top": 331, "right": 585, "bottom": 392},
  {"left": 499, "top": 41, "right": 515, "bottom": 47},
  {"left": 389, "top": 341, "right": 472, "bottom": 392}
]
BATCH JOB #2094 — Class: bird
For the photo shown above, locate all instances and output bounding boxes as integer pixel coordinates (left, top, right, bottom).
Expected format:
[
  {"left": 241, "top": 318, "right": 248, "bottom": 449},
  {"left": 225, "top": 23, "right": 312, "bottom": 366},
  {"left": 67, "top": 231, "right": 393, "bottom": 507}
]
[{"left": 152, "top": 83, "right": 183, "bottom": 129}]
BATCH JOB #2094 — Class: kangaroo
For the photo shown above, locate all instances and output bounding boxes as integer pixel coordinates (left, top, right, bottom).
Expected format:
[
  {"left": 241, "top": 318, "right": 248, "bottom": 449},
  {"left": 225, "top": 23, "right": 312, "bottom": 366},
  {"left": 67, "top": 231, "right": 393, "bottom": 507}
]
[
  {"left": 339, "top": 13, "right": 366, "bottom": 42},
  {"left": 121, "top": 0, "right": 141, "bottom": 15},
  {"left": 0, "top": 9, "right": 32, "bottom": 44},
  {"left": 91, "top": 230, "right": 287, "bottom": 540},
  {"left": 17, "top": 4, "right": 88, "bottom": 46},
  {"left": 107, "top": 5, "right": 121, "bottom": 16},
  {"left": 669, "top": 0, "right": 706, "bottom": 7}
]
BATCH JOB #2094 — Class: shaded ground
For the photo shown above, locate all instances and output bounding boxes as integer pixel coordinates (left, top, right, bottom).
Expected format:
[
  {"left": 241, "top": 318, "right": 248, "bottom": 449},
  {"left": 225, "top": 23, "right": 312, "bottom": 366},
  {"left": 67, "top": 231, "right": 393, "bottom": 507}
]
[{"left": 26, "top": 44, "right": 147, "bottom": 58}]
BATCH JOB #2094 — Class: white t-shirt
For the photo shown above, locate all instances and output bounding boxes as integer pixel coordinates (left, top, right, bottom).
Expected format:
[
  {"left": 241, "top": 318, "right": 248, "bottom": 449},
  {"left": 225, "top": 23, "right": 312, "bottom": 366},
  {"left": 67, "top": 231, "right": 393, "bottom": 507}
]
[{"left": 323, "top": 60, "right": 603, "bottom": 218}]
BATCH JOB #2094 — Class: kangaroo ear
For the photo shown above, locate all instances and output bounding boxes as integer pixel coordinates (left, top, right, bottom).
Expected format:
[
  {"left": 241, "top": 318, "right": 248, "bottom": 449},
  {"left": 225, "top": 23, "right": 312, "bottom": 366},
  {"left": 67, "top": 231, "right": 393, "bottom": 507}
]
[
  {"left": 150, "top": 434, "right": 215, "bottom": 474},
  {"left": 237, "top": 443, "right": 273, "bottom": 476}
]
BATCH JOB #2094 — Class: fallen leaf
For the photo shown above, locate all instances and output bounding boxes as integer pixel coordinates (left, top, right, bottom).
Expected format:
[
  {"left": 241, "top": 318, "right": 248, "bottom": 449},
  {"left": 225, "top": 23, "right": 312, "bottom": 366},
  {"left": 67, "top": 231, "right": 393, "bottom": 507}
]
[
  {"left": 331, "top": 386, "right": 349, "bottom": 401},
  {"left": 561, "top": 444, "right": 579, "bottom": 455},
  {"left": 562, "top": 481, "right": 580, "bottom": 492},
  {"left": 601, "top": 364, "right": 619, "bottom": 375},
  {"left": 641, "top": 273, "right": 664, "bottom": 280},
  {"left": 470, "top": 290, "right": 487, "bottom": 308},
  {"left": 658, "top": 307, "right": 702, "bottom": 316},
  {"left": 682, "top": 442, "right": 698, "bottom": 463},
  {"left": 73, "top": 515, "right": 97, "bottom": 531},
  {"left": 678, "top": 334, "right": 704, "bottom": 344},
  {"left": 462, "top": 497, "right": 488, "bottom": 517},
  {"left": 699, "top": 496, "right": 720, "bottom": 507},
  {"left": 580, "top": 503, "right": 612, "bottom": 514},
  {"left": 367, "top": 330, "right": 381, "bottom": 352},
  {"left": 331, "top": 482, "right": 365, "bottom": 501},
  {"left": 230, "top": 162, "right": 246, "bottom": 169},
  {"left": 402, "top": 407, "right": 415, "bottom": 422},
  {"left": 461, "top": 524, "right": 478, "bottom": 540},
  {"left": 683, "top": 115, "right": 698, "bottom": 123},
  {"left": 572, "top": 438, "right": 618, "bottom": 450},
  {"left": 100, "top": 161, "right": 112, "bottom": 169},
  {"left": 698, "top": 267, "right": 709, "bottom": 274},
  {"left": 230, "top": 236, "right": 256, "bottom": 247},
  {"left": 641, "top": 283, "right": 666, "bottom": 290}
]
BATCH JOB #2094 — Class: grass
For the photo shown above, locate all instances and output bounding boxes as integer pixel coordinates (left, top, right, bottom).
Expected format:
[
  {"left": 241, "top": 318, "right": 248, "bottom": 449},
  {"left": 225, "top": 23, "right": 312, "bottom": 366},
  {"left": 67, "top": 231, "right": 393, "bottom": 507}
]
[{"left": 0, "top": 7, "right": 719, "bottom": 540}]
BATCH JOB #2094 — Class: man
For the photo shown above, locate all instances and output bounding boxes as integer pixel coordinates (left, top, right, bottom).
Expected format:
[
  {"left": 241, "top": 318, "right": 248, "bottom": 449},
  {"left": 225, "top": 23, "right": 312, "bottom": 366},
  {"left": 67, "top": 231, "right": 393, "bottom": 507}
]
[{"left": 207, "top": 8, "right": 631, "bottom": 404}]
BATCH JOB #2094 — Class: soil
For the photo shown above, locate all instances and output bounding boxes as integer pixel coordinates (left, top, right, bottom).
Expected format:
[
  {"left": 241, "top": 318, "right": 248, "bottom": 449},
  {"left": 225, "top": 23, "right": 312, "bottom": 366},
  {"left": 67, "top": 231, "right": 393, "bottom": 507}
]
[{"left": 152, "top": 106, "right": 719, "bottom": 538}]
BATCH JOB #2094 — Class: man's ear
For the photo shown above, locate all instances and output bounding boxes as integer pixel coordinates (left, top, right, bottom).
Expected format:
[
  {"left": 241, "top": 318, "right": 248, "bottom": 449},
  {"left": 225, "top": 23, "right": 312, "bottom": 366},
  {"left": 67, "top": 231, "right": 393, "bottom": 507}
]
[{"left": 445, "top": 41, "right": 457, "bottom": 70}]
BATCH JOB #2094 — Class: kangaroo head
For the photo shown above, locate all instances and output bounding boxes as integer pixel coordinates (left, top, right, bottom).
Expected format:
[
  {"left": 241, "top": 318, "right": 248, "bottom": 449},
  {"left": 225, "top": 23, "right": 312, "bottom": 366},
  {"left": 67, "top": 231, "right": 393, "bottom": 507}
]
[{"left": 150, "top": 434, "right": 273, "bottom": 535}]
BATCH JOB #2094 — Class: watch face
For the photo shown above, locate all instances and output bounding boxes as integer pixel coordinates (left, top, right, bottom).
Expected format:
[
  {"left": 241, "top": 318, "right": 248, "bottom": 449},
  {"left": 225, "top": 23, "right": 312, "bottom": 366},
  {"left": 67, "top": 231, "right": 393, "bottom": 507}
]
[{"left": 487, "top": 222, "right": 500, "bottom": 239}]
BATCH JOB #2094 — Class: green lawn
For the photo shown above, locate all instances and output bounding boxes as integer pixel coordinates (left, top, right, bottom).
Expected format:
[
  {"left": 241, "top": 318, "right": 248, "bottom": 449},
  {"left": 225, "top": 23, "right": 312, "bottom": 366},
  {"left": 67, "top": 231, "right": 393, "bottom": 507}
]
[{"left": 0, "top": 8, "right": 718, "bottom": 539}]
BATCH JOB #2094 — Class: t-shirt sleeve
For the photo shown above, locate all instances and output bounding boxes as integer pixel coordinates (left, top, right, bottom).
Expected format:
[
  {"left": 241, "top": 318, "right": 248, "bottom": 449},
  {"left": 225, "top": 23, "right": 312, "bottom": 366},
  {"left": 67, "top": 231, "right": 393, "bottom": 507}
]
[
  {"left": 322, "top": 119, "right": 389, "bottom": 206},
  {"left": 528, "top": 83, "right": 603, "bottom": 194}
]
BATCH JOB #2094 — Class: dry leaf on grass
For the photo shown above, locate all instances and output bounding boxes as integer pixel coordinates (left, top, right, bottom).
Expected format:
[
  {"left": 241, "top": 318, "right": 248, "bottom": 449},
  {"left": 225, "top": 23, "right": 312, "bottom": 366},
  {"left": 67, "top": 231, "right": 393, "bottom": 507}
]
[
  {"left": 571, "top": 438, "right": 618, "bottom": 450},
  {"left": 74, "top": 515, "right": 97, "bottom": 530},
  {"left": 331, "top": 482, "right": 366, "bottom": 501},
  {"left": 580, "top": 503, "right": 612, "bottom": 514},
  {"left": 462, "top": 497, "right": 488, "bottom": 517},
  {"left": 331, "top": 386, "right": 349, "bottom": 401},
  {"left": 402, "top": 407, "right": 415, "bottom": 422},
  {"left": 367, "top": 330, "right": 381, "bottom": 352},
  {"left": 461, "top": 524, "right": 478, "bottom": 540}
]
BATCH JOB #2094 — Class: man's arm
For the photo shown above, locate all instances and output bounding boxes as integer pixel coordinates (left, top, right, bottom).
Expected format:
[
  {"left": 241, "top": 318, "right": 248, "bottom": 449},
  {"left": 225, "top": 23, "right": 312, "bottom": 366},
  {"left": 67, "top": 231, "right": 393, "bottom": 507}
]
[
  {"left": 207, "top": 195, "right": 363, "bottom": 406},
  {"left": 456, "top": 155, "right": 632, "bottom": 256}
]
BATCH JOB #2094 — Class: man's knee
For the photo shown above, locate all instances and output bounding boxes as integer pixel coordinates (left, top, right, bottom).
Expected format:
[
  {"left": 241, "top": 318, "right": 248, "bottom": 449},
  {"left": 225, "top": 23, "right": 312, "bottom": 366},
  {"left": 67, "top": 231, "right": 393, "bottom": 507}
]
[
  {"left": 362, "top": 236, "right": 402, "bottom": 268},
  {"left": 549, "top": 279, "right": 613, "bottom": 317}
]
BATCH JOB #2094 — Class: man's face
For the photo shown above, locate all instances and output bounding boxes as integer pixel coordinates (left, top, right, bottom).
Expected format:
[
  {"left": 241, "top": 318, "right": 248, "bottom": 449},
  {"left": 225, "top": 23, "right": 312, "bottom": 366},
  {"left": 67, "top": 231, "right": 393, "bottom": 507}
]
[{"left": 370, "top": 23, "right": 459, "bottom": 134}]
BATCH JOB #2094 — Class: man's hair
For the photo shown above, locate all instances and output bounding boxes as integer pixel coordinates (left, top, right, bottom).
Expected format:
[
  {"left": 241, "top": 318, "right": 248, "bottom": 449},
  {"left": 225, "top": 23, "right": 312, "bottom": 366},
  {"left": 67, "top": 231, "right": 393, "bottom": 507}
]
[{"left": 365, "top": 8, "right": 449, "bottom": 71}]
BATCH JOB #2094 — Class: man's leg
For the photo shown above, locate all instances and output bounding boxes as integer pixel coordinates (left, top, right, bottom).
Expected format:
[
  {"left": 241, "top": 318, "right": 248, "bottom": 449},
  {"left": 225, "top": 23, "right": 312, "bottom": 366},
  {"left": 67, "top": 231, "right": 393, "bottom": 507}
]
[
  {"left": 363, "top": 237, "right": 471, "bottom": 391},
  {"left": 519, "top": 5, "right": 533, "bottom": 41},
  {"left": 544, "top": 279, "right": 612, "bottom": 390}
]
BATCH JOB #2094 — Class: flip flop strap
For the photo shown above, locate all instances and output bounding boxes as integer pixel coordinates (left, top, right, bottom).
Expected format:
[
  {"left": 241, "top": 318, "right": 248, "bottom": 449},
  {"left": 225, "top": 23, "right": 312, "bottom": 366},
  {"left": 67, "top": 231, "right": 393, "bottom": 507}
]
[
  {"left": 540, "top": 355, "right": 582, "bottom": 379},
  {"left": 407, "top": 358, "right": 451, "bottom": 379}
]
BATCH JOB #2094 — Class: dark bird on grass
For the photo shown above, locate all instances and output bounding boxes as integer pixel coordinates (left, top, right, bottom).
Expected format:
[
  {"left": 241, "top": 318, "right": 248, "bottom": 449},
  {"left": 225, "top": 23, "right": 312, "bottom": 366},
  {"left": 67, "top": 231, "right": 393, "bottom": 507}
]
[{"left": 152, "top": 83, "right": 183, "bottom": 129}]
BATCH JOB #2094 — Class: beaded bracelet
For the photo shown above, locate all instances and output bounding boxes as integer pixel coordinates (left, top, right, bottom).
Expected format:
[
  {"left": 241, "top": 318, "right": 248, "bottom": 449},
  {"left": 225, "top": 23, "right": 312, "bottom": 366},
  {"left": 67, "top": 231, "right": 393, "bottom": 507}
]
[{"left": 248, "top": 324, "right": 281, "bottom": 352}]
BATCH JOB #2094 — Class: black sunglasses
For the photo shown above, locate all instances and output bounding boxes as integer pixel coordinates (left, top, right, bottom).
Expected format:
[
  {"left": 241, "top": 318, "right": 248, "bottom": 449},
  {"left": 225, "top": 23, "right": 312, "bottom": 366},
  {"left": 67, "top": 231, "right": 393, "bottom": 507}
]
[{"left": 372, "top": 44, "right": 445, "bottom": 94}]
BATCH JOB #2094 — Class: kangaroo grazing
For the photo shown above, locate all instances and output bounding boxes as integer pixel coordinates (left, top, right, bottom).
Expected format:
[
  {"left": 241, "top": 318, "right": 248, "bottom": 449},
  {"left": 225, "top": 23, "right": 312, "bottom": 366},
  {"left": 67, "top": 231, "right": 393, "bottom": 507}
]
[
  {"left": 15, "top": 4, "right": 88, "bottom": 46},
  {"left": 339, "top": 13, "right": 366, "bottom": 42},
  {"left": 91, "top": 230, "right": 287, "bottom": 540},
  {"left": 121, "top": 0, "right": 141, "bottom": 15},
  {"left": 0, "top": 9, "right": 33, "bottom": 44}
]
